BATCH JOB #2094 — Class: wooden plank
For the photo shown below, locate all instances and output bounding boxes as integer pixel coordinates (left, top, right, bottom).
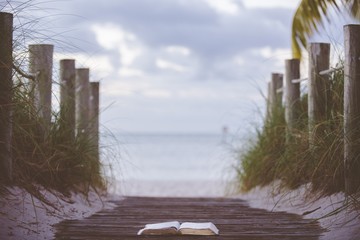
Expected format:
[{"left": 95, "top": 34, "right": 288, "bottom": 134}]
[{"left": 55, "top": 197, "right": 324, "bottom": 240}]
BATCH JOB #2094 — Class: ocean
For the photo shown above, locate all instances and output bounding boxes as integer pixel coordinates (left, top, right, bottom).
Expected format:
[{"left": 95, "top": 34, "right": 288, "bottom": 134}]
[{"left": 101, "top": 133, "right": 240, "bottom": 196}]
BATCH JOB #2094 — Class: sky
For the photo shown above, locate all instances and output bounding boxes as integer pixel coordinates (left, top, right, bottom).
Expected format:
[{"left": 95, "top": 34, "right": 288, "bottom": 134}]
[{"left": 1, "top": 0, "right": 346, "bottom": 135}]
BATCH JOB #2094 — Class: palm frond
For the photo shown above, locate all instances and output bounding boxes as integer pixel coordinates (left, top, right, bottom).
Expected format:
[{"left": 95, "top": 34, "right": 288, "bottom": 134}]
[{"left": 292, "top": 0, "right": 340, "bottom": 59}]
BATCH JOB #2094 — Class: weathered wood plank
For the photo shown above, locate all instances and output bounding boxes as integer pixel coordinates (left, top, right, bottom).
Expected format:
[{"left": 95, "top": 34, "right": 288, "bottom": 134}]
[{"left": 55, "top": 197, "right": 324, "bottom": 240}]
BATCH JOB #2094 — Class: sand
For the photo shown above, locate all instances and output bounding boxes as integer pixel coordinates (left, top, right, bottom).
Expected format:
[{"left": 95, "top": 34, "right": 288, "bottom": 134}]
[
  {"left": 1, "top": 180, "right": 359, "bottom": 239},
  {"left": 237, "top": 182, "right": 360, "bottom": 240},
  {"left": 0, "top": 186, "right": 118, "bottom": 240}
]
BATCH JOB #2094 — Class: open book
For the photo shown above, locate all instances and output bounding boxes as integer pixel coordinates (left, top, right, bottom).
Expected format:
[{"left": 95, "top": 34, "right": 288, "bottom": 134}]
[{"left": 137, "top": 221, "right": 219, "bottom": 235}]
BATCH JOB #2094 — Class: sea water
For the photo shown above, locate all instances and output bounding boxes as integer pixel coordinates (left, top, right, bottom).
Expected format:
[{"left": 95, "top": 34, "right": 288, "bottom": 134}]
[{"left": 101, "top": 133, "right": 240, "bottom": 196}]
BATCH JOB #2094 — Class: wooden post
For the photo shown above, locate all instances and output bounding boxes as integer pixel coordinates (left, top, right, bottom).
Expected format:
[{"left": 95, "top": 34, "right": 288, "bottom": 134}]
[
  {"left": 344, "top": 25, "right": 360, "bottom": 194},
  {"left": 266, "top": 81, "right": 272, "bottom": 121},
  {"left": 308, "top": 43, "right": 330, "bottom": 147},
  {"left": 269, "top": 73, "right": 283, "bottom": 112},
  {"left": 285, "top": 59, "right": 301, "bottom": 140},
  {"left": 90, "top": 82, "right": 100, "bottom": 160},
  {"left": 0, "top": 12, "right": 13, "bottom": 182},
  {"left": 75, "top": 68, "right": 90, "bottom": 136},
  {"left": 28, "top": 44, "right": 54, "bottom": 135},
  {"left": 60, "top": 59, "right": 76, "bottom": 142}
]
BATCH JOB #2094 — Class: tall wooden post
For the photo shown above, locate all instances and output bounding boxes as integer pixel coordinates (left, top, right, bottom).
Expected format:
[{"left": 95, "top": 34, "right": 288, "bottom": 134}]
[
  {"left": 0, "top": 12, "right": 13, "bottom": 182},
  {"left": 28, "top": 44, "right": 54, "bottom": 135},
  {"left": 90, "top": 82, "right": 100, "bottom": 160},
  {"left": 60, "top": 59, "right": 76, "bottom": 142},
  {"left": 269, "top": 73, "right": 283, "bottom": 112},
  {"left": 344, "top": 25, "right": 360, "bottom": 194},
  {"left": 308, "top": 43, "right": 330, "bottom": 147},
  {"left": 285, "top": 59, "right": 301, "bottom": 141},
  {"left": 266, "top": 81, "right": 272, "bottom": 121},
  {"left": 75, "top": 68, "right": 90, "bottom": 136}
]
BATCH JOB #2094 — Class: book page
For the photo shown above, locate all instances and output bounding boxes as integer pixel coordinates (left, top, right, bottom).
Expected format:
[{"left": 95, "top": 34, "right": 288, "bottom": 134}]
[
  {"left": 137, "top": 221, "right": 180, "bottom": 235},
  {"left": 179, "top": 222, "right": 219, "bottom": 235}
]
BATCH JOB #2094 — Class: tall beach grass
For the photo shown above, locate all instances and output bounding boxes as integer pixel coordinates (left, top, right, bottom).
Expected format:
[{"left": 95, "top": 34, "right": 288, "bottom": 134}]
[
  {"left": 237, "top": 62, "right": 346, "bottom": 196},
  {"left": 0, "top": 1, "right": 110, "bottom": 198},
  {"left": 7, "top": 72, "right": 107, "bottom": 197}
]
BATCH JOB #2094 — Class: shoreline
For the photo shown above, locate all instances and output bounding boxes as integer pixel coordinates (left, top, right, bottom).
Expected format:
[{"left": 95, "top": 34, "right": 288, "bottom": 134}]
[{"left": 111, "top": 179, "right": 234, "bottom": 197}]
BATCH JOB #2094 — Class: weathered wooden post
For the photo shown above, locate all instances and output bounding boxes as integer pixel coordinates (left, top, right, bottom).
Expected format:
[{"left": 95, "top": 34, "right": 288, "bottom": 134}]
[
  {"left": 308, "top": 43, "right": 330, "bottom": 147},
  {"left": 28, "top": 44, "right": 54, "bottom": 135},
  {"left": 0, "top": 12, "right": 13, "bottom": 182},
  {"left": 75, "top": 68, "right": 90, "bottom": 136},
  {"left": 269, "top": 73, "right": 283, "bottom": 112},
  {"left": 285, "top": 59, "right": 301, "bottom": 141},
  {"left": 90, "top": 82, "right": 100, "bottom": 160},
  {"left": 344, "top": 25, "right": 360, "bottom": 194},
  {"left": 266, "top": 81, "right": 272, "bottom": 121},
  {"left": 60, "top": 59, "right": 76, "bottom": 142}
]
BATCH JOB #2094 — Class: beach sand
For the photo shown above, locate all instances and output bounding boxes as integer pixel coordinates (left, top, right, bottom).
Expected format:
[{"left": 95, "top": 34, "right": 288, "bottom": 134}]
[
  {"left": 237, "top": 182, "right": 360, "bottom": 240},
  {"left": 1, "top": 180, "right": 359, "bottom": 239},
  {"left": 0, "top": 186, "right": 118, "bottom": 240}
]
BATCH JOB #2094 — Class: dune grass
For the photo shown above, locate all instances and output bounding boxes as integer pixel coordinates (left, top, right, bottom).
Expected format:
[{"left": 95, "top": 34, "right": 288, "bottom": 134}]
[
  {"left": 6, "top": 76, "right": 106, "bottom": 197},
  {"left": 237, "top": 63, "right": 346, "bottom": 196},
  {"left": 0, "top": 2, "right": 109, "bottom": 198}
]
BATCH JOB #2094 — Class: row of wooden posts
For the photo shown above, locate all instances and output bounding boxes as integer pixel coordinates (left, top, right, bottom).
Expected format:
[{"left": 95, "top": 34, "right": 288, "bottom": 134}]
[
  {"left": 267, "top": 24, "right": 360, "bottom": 194},
  {"left": 0, "top": 12, "right": 100, "bottom": 182}
]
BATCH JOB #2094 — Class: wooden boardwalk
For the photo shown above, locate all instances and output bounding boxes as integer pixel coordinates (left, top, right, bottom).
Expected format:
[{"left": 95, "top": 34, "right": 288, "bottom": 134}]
[{"left": 55, "top": 197, "right": 325, "bottom": 239}]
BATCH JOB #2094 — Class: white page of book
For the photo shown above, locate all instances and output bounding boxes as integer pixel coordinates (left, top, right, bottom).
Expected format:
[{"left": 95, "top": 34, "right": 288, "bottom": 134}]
[
  {"left": 144, "top": 221, "right": 180, "bottom": 230},
  {"left": 180, "top": 222, "right": 219, "bottom": 234}
]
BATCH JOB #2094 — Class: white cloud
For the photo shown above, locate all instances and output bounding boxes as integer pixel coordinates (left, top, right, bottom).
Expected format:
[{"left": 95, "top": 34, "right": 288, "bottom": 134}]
[
  {"left": 242, "top": 0, "right": 298, "bottom": 9},
  {"left": 165, "top": 46, "right": 191, "bottom": 56},
  {"left": 142, "top": 89, "right": 172, "bottom": 99},
  {"left": 54, "top": 52, "right": 114, "bottom": 80},
  {"left": 118, "top": 67, "right": 144, "bottom": 77},
  {"left": 203, "top": 0, "right": 240, "bottom": 15},
  {"left": 155, "top": 58, "right": 187, "bottom": 72},
  {"left": 233, "top": 55, "right": 245, "bottom": 66},
  {"left": 250, "top": 47, "right": 291, "bottom": 60},
  {"left": 91, "top": 23, "right": 142, "bottom": 66}
]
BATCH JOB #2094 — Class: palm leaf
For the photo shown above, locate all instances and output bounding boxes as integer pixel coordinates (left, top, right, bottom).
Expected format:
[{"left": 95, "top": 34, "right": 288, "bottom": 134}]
[{"left": 292, "top": 0, "right": 340, "bottom": 59}]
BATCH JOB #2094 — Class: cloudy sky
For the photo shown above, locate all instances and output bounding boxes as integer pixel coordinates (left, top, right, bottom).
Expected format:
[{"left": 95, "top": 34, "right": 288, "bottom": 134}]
[{"left": 3, "top": 0, "right": 342, "bottom": 135}]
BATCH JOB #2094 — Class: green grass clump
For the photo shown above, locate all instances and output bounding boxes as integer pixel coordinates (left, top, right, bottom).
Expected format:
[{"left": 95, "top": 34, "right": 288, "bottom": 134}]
[
  {"left": 0, "top": 1, "right": 109, "bottom": 200},
  {"left": 237, "top": 64, "right": 346, "bottom": 195},
  {"left": 238, "top": 105, "right": 286, "bottom": 190},
  {"left": 7, "top": 78, "right": 106, "bottom": 195}
]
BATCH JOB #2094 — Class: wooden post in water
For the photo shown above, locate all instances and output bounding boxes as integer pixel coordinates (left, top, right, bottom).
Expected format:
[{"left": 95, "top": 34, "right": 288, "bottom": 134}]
[
  {"left": 90, "top": 82, "right": 100, "bottom": 160},
  {"left": 285, "top": 59, "right": 301, "bottom": 141},
  {"left": 0, "top": 12, "right": 13, "bottom": 182},
  {"left": 344, "top": 25, "right": 360, "bottom": 194},
  {"left": 75, "top": 68, "right": 90, "bottom": 137},
  {"left": 60, "top": 59, "right": 76, "bottom": 142},
  {"left": 308, "top": 43, "right": 330, "bottom": 147},
  {"left": 28, "top": 44, "right": 54, "bottom": 135}
]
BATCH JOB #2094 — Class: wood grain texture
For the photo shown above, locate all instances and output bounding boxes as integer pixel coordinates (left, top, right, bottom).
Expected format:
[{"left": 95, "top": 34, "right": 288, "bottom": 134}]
[
  {"left": 0, "top": 12, "right": 13, "bottom": 182},
  {"left": 344, "top": 25, "right": 360, "bottom": 194},
  {"left": 55, "top": 197, "right": 324, "bottom": 239}
]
